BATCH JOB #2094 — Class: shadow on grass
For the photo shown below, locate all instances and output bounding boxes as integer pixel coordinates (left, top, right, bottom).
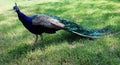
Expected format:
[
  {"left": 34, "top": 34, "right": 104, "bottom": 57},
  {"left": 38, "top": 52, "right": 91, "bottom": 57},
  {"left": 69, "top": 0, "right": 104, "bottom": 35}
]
[
  {"left": 0, "top": 44, "right": 33, "bottom": 65},
  {"left": 0, "top": 29, "right": 91, "bottom": 64}
]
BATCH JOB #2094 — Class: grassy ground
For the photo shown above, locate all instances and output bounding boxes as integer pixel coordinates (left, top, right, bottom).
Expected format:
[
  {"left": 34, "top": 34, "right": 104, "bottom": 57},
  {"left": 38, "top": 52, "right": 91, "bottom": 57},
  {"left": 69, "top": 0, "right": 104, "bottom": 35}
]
[{"left": 0, "top": 0, "right": 120, "bottom": 65}]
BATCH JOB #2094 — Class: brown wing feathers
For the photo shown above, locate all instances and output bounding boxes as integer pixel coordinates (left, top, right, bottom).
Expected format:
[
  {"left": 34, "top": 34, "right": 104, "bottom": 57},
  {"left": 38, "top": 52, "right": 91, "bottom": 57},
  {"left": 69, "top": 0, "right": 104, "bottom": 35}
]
[{"left": 32, "top": 15, "right": 65, "bottom": 29}]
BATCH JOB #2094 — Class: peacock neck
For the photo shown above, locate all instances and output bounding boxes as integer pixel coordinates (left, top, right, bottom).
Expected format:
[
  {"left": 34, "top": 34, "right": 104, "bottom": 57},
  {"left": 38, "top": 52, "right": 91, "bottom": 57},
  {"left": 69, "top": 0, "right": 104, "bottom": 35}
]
[
  {"left": 16, "top": 10, "right": 33, "bottom": 29},
  {"left": 16, "top": 10, "right": 32, "bottom": 24}
]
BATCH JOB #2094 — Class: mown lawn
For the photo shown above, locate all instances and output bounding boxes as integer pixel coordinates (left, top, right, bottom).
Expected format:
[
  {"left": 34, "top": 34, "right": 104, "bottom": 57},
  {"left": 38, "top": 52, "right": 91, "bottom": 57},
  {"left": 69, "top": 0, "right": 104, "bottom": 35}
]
[{"left": 0, "top": 0, "right": 120, "bottom": 65}]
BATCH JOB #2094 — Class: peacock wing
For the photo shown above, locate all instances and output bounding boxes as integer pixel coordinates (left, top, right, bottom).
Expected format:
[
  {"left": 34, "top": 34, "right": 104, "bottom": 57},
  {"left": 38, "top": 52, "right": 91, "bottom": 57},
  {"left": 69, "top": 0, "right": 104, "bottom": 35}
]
[{"left": 32, "top": 14, "right": 65, "bottom": 29}]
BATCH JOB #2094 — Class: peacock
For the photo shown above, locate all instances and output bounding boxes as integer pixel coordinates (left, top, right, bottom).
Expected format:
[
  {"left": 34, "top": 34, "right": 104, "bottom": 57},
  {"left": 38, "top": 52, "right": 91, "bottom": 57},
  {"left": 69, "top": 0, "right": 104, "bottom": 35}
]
[{"left": 13, "top": 3, "right": 110, "bottom": 46}]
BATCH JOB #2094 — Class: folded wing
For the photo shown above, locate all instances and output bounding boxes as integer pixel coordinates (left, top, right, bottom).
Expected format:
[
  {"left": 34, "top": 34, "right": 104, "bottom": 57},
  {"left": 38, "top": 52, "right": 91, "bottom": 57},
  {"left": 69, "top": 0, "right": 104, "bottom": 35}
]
[{"left": 32, "top": 14, "right": 65, "bottom": 29}]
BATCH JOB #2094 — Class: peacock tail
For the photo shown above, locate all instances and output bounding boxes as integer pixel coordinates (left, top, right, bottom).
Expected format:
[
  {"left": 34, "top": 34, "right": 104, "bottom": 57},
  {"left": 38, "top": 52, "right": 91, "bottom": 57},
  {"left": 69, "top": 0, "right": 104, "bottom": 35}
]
[{"left": 47, "top": 14, "right": 110, "bottom": 38}]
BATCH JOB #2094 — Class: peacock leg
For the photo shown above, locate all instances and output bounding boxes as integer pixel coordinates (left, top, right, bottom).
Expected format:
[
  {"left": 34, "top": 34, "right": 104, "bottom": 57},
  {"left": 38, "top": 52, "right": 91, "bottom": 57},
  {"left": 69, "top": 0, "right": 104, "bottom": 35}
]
[
  {"left": 39, "top": 34, "right": 44, "bottom": 47},
  {"left": 33, "top": 34, "right": 38, "bottom": 46},
  {"left": 39, "top": 34, "right": 43, "bottom": 43}
]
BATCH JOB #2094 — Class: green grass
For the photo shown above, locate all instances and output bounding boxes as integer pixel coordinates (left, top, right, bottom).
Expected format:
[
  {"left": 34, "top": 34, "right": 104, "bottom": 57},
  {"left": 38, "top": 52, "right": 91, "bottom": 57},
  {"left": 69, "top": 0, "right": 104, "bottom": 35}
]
[{"left": 0, "top": 0, "right": 120, "bottom": 65}]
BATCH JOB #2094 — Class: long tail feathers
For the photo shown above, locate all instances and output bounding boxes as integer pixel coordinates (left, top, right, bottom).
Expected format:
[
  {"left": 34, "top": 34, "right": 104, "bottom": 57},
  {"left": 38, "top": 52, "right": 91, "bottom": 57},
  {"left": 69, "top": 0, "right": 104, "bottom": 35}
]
[
  {"left": 65, "top": 24, "right": 111, "bottom": 38},
  {"left": 75, "top": 26, "right": 110, "bottom": 38},
  {"left": 59, "top": 18, "right": 111, "bottom": 38},
  {"left": 47, "top": 14, "right": 111, "bottom": 38}
]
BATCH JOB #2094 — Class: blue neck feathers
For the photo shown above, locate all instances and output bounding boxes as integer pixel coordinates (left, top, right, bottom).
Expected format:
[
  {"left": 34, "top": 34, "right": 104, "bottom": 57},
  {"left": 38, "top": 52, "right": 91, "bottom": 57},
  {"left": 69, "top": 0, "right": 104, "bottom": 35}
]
[{"left": 16, "top": 10, "right": 32, "bottom": 24}]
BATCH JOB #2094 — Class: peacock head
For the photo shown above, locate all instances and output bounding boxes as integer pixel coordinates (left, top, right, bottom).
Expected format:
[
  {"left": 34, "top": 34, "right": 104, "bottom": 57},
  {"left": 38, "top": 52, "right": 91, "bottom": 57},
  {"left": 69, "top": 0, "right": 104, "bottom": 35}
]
[{"left": 13, "top": 3, "right": 19, "bottom": 12}]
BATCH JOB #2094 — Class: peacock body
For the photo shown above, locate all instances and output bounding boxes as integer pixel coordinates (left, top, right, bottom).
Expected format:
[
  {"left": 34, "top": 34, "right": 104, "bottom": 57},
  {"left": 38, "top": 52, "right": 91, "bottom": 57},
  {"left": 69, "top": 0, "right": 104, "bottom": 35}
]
[
  {"left": 31, "top": 14, "right": 109, "bottom": 38},
  {"left": 13, "top": 3, "right": 110, "bottom": 45}
]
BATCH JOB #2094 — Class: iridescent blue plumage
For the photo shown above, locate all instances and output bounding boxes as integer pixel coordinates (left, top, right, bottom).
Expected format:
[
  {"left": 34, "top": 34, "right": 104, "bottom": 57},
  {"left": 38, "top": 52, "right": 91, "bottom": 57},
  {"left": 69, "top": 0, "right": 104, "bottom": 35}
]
[
  {"left": 13, "top": 3, "right": 110, "bottom": 45},
  {"left": 46, "top": 14, "right": 110, "bottom": 38}
]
